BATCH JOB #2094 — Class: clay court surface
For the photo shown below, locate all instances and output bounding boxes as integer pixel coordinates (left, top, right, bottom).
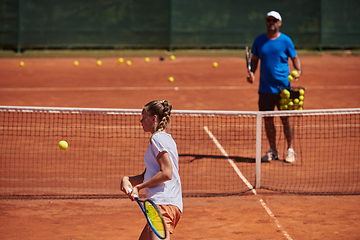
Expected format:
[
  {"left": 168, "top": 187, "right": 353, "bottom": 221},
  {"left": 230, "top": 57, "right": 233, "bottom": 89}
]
[{"left": 1, "top": 52, "right": 360, "bottom": 239}]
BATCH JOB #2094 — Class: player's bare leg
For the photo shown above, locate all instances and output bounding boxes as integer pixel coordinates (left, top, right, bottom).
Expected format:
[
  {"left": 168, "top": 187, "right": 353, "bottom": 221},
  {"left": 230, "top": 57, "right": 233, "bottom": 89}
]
[
  {"left": 281, "top": 116, "right": 296, "bottom": 162},
  {"left": 262, "top": 116, "right": 279, "bottom": 161},
  {"left": 264, "top": 116, "right": 277, "bottom": 152},
  {"left": 281, "top": 116, "right": 293, "bottom": 149},
  {"left": 138, "top": 224, "right": 170, "bottom": 240}
]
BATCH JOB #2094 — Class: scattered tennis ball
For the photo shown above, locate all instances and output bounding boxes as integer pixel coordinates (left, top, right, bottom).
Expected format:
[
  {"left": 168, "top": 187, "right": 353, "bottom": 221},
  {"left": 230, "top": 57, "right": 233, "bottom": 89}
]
[
  {"left": 299, "top": 89, "right": 305, "bottom": 96},
  {"left": 168, "top": 76, "right": 174, "bottom": 82},
  {"left": 74, "top": 61, "right": 79, "bottom": 66},
  {"left": 213, "top": 62, "right": 218, "bottom": 68},
  {"left": 19, "top": 61, "right": 25, "bottom": 67},
  {"left": 96, "top": 60, "right": 102, "bottom": 66},
  {"left": 118, "top": 58, "right": 124, "bottom": 64},
  {"left": 291, "top": 70, "right": 298, "bottom": 77},
  {"left": 170, "top": 55, "right": 175, "bottom": 60},
  {"left": 145, "top": 57, "right": 150, "bottom": 63},
  {"left": 126, "top": 60, "right": 132, "bottom": 66},
  {"left": 288, "top": 75, "right": 294, "bottom": 81},
  {"left": 58, "top": 140, "right": 68, "bottom": 150}
]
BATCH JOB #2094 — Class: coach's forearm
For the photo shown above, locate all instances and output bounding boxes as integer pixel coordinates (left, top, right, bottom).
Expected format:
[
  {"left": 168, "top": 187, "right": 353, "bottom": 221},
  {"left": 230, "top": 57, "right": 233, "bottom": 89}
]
[
  {"left": 292, "top": 55, "right": 302, "bottom": 74},
  {"left": 251, "top": 57, "right": 259, "bottom": 73}
]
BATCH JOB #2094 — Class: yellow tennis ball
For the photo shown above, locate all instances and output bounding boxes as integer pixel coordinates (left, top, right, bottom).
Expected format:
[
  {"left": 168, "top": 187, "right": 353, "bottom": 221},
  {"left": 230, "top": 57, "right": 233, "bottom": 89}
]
[
  {"left": 294, "top": 98, "right": 299, "bottom": 104},
  {"left": 118, "top": 58, "right": 124, "bottom": 64},
  {"left": 288, "top": 75, "right": 294, "bottom": 81},
  {"left": 170, "top": 55, "right": 175, "bottom": 60},
  {"left": 145, "top": 57, "right": 150, "bottom": 63},
  {"left": 299, "top": 95, "right": 304, "bottom": 101},
  {"left": 299, "top": 101, "right": 304, "bottom": 106},
  {"left": 291, "top": 70, "right": 298, "bottom": 77},
  {"left": 299, "top": 89, "right": 305, "bottom": 96},
  {"left": 213, "top": 62, "right": 218, "bottom": 67},
  {"left": 74, "top": 61, "right": 79, "bottom": 66},
  {"left": 126, "top": 60, "right": 132, "bottom": 66},
  {"left": 96, "top": 60, "right": 102, "bottom": 66},
  {"left": 19, "top": 61, "right": 25, "bottom": 67},
  {"left": 283, "top": 90, "right": 290, "bottom": 99},
  {"left": 168, "top": 76, "right": 174, "bottom": 82},
  {"left": 58, "top": 140, "right": 68, "bottom": 150}
]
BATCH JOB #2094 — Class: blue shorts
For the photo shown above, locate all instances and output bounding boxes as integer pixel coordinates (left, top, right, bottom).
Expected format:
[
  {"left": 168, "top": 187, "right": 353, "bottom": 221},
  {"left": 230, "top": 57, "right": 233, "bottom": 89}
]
[{"left": 258, "top": 92, "right": 280, "bottom": 111}]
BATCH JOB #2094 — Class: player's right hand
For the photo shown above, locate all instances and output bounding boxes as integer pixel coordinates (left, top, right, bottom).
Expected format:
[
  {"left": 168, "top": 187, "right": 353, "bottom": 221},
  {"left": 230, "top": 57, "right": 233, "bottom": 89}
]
[{"left": 247, "top": 72, "right": 255, "bottom": 84}]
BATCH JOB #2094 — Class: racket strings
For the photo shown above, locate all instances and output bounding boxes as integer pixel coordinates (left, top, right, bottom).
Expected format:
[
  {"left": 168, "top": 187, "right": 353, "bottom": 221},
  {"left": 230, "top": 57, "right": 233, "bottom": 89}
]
[{"left": 145, "top": 201, "right": 166, "bottom": 238}]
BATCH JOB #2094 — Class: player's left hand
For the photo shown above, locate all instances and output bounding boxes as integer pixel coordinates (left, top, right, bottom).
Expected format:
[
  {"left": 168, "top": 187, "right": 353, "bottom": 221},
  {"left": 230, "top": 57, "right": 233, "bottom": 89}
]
[
  {"left": 290, "top": 70, "right": 302, "bottom": 82},
  {"left": 120, "top": 176, "right": 133, "bottom": 195},
  {"left": 294, "top": 70, "right": 302, "bottom": 81}
]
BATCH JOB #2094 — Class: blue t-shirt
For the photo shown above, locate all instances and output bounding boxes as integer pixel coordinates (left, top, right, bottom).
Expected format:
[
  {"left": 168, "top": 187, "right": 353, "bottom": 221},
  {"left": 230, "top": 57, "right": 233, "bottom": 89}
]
[{"left": 252, "top": 33, "right": 297, "bottom": 94}]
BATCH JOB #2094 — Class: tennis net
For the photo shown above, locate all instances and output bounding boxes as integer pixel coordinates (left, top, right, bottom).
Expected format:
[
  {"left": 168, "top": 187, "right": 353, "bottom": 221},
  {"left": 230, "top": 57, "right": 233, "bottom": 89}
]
[{"left": 0, "top": 106, "right": 359, "bottom": 199}]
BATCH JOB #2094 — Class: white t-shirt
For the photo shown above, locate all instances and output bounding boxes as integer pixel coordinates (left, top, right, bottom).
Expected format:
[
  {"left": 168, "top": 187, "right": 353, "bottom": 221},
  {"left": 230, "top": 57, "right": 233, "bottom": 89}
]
[{"left": 143, "top": 131, "right": 183, "bottom": 212}]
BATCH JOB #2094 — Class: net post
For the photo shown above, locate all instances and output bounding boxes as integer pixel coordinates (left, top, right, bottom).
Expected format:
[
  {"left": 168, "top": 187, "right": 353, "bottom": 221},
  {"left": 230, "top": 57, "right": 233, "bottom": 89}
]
[{"left": 255, "top": 112, "right": 262, "bottom": 189}]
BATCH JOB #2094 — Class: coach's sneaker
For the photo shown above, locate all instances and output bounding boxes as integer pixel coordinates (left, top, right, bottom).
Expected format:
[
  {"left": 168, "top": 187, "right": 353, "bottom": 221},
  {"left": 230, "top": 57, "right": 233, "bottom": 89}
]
[
  {"left": 261, "top": 149, "right": 279, "bottom": 162},
  {"left": 285, "top": 148, "right": 296, "bottom": 163}
]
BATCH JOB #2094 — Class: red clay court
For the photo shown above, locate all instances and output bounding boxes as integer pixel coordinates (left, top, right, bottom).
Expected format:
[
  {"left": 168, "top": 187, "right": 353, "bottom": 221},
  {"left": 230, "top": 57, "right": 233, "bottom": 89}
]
[{"left": 0, "top": 51, "right": 360, "bottom": 239}]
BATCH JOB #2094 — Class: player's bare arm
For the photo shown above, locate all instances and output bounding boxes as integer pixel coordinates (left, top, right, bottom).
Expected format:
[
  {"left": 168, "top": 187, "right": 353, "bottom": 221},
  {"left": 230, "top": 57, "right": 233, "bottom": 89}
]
[
  {"left": 132, "top": 151, "right": 172, "bottom": 196},
  {"left": 120, "top": 170, "right": 145, "bottom": 195}
]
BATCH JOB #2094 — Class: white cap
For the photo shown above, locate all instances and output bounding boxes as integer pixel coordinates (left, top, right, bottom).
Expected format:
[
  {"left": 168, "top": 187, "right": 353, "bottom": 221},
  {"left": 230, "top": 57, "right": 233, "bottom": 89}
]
[{"left": 266, "top": 11, "right": 282, "bottom": 21}]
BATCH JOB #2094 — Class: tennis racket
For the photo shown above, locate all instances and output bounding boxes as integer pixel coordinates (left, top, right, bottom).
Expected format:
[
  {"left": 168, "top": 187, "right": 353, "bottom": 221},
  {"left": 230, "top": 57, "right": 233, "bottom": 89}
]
[
  {"left": 128, "top": 188, "right": 167, "bottom": 239},
  {"left": 245, "top": 46, "right": 251, "bottom": 73}
]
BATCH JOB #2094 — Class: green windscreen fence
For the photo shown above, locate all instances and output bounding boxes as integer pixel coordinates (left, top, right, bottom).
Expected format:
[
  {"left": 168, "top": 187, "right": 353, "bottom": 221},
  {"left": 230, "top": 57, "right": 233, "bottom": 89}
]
[{"left": 1, "top": 0, "right": 359, "bottom": 51}]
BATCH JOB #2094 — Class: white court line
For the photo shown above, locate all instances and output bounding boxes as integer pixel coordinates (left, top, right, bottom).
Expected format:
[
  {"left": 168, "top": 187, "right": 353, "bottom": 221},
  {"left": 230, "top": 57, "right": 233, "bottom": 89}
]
[
  {"left": 203, "top": 126, "right": 256, "bottom": 195},
  {"left": 203, "top": 126, "right": 293, "bottom": 240},
  {"left": 260, "top": 199, "right": 293, "bottom": 240}
]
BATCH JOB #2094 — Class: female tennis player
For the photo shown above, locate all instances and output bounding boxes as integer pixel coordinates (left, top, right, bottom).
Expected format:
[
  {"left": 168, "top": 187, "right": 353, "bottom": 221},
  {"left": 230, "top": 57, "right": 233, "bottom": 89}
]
[{"left": 120, "top": 100, "right": 183, "bottom": 240}]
